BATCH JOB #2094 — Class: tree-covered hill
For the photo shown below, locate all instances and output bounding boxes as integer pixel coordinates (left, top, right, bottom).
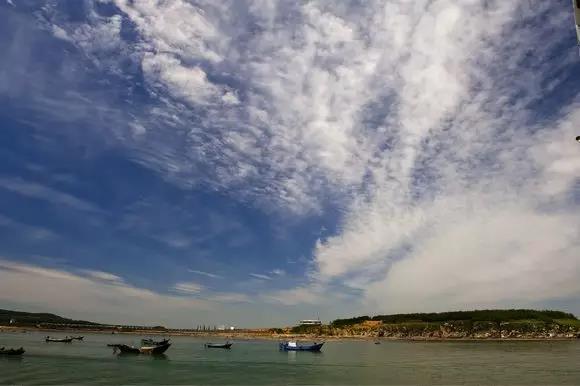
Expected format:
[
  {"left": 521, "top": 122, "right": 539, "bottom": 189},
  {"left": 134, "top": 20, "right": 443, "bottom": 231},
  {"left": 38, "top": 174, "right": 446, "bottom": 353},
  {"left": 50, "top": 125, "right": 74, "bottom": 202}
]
[
  {"left": 0, "top": 309, "right": 100, "bottom": 326},
  {"left": 331, "top": 309, "right": 577, "bottom": 327}
]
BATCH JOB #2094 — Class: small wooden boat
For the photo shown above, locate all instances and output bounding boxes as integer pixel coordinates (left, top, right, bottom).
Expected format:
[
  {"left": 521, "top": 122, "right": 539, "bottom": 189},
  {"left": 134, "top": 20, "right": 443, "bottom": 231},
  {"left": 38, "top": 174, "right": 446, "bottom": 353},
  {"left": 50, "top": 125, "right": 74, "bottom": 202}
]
[
  {"left": 45, "top": 337, "right": 73, "bottom": 343},
  {"left": 204, "top": 342, "right": 233, "bottom": 349},
  {"left": 141, "top": 338, "right": 170, "bottom": 346},
  {"left": 279, "top": 341, "right": 324, "bottom": 352},
  {"left": 109, "top": 342, "right": 171, "bottom": 355},
  {"left": 0, "top": 347, "right": 25, "bottom": 356},
  {"left": 71, "top": 336, "right": 84, "bottom": 341}
]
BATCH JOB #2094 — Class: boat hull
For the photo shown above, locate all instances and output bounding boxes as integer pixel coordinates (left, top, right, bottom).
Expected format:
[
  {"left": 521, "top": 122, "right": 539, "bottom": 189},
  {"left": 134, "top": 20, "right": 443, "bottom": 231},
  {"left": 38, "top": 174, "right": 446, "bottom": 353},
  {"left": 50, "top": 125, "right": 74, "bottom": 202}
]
[
  {"left": 205, "top": 343, "right": 233, "bottom": 349},
  {"left": 279, "top": 342, "right": 324, "bottom": 352},
  {"left": 45, "top": 338, "right": 73, "bottom": 343},
  {"left": 141, "top": 338, "right": 170, "bottom": 346},
  {"left": 110, "top": 343, "right": 171, "bottom": 355},
  {"left": 0, "top": 347, "right": 25, "bottom": 356},
  {"left": 140, "top": 343, "right": 171, "bottom": 355}
]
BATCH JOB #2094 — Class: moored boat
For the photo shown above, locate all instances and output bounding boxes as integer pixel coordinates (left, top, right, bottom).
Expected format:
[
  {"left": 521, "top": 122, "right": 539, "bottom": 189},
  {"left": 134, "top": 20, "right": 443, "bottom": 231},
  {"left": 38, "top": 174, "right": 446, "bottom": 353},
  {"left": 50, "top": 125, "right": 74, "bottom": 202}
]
[
  {"left": 109, "top": 342, "right": 171, "bottom": 355},
  {"left": 71, "top": 336, "right": 84, "bottom": 341},
  {"left": 0, "top": 347, "right": 25, "bottom": 356},
  {"left": 141, "top": 338, "right": 170, "bottom": 346},
  {"left": 279, "top": 341, "right": 324, "bottom": 352},
  {"left": 45, "top": 336, "right": 73, "bottom": 343},
  {"left": 204, "top": 342, "right": 233, "bottom": 349}
]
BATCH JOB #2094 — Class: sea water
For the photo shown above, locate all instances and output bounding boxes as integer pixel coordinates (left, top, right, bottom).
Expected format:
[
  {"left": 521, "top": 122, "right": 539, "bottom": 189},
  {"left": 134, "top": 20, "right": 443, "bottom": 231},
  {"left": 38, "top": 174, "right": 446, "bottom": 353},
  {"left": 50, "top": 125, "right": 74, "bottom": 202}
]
[{"left": 1, "top": 331, "right": 580, "bottom": 384}]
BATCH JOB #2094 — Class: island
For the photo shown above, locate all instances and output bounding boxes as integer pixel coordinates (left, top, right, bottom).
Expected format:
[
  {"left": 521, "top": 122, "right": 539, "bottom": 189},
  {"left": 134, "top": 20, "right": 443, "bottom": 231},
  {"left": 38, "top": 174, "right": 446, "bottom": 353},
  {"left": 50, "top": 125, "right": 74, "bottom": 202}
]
[{"left": 1, "top": 308, "right": 579, "bottom": 340}]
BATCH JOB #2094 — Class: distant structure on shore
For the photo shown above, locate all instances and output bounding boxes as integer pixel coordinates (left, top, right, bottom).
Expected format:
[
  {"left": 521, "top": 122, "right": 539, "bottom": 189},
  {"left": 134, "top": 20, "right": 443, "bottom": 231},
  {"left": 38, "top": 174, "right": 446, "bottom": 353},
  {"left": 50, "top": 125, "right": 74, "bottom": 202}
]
[
  {"left": 299, "top": 319, "right": 322, "bottom": 326},
  {"left": 217, "top": 325, "right": 236, "bottom": 331}
]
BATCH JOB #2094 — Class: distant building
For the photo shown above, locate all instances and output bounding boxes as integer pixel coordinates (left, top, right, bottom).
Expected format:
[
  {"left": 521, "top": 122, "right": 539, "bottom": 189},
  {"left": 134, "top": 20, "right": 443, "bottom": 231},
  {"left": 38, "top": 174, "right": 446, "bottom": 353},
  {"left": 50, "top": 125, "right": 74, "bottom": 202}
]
[{"left": 299, "top": 319, "right": 322, "bottom": 326}]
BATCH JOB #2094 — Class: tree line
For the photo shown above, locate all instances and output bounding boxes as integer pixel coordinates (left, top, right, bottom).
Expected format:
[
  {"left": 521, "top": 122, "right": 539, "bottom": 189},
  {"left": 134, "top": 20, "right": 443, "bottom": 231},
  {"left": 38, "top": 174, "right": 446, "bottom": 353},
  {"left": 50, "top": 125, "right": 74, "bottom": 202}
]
[{"left": 331, "top": 309, "right": 577, "bottom": 327}]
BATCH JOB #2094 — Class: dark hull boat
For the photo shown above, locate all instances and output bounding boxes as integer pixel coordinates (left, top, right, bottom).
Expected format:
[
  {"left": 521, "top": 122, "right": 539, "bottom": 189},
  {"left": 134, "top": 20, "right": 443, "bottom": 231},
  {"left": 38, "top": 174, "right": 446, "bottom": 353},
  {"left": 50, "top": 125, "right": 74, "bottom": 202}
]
[
  {"left": 205, "top": 342, "right": 233, "bottom": 349},
  {"left": 279, "top": 341, "right": 324, "bottom": 352},
  {"left": 45, "top": 337, "right": 73, "bottom": 343},
  {"left": 109, "top": 343, "right": 171, "bottom": 355},
  {"left": 141, "top": 338, "right": 170, "bottom": 346},
  {"left": 0, "top": 347, "right": 25, "bottom": 356}
]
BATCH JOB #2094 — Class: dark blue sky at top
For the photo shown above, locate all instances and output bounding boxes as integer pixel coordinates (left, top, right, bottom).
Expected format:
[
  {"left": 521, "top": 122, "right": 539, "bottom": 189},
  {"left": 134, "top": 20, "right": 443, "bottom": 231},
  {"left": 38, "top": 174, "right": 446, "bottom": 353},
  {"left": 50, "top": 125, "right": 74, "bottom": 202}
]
[{"left": 0, "top": 0, "right": 345, "bottom": 299}]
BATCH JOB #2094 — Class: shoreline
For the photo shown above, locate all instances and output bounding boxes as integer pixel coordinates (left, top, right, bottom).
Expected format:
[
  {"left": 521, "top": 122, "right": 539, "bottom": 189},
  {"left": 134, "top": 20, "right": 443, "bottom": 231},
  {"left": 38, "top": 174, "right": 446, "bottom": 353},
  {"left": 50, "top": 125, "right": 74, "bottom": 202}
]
[{"left": 1, "top": 326, "right": 578, "bottom": 342}]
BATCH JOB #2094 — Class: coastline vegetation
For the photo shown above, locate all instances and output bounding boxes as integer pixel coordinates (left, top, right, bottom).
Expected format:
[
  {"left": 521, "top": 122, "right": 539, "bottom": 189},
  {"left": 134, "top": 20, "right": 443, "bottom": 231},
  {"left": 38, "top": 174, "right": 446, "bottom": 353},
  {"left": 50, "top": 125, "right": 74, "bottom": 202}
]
[{"left": 331, "top": 309, "right": 577, "bottom": 327}]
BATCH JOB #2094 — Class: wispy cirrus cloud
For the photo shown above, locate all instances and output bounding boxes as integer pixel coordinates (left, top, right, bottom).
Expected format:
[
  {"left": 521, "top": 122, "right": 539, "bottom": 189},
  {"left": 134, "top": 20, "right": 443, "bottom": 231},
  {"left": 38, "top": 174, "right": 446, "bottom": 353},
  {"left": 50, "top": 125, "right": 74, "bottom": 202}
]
[
  {"left": 0, "top": 213, "right": 58, "bottom": 241},
  {"left": 173, "top": 281, "right": 203, "bottom": 294},
  {"left": 188, "top": 269, "right": 223, "bottom": 279},
  {"left": 249, "top": 273, "right": 272, "bottom": 281},
  {"left": 0, "top": 178, "right": 100, "bottom": 213}
]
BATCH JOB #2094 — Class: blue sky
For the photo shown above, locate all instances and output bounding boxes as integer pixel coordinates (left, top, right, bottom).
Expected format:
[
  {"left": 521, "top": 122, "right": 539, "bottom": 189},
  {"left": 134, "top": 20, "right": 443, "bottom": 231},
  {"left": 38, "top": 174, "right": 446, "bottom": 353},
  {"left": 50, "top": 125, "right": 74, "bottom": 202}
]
[{"left": 0, "top": 0, "right": 579, "bottom": 328}]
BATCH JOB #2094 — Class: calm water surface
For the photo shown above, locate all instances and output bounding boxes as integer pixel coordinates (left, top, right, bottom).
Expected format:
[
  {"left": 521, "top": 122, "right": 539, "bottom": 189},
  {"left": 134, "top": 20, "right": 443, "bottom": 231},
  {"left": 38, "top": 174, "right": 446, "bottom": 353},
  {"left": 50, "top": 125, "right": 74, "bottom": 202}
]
[{"left": 1, "top": 331, "right": 580, "bottom": 384}]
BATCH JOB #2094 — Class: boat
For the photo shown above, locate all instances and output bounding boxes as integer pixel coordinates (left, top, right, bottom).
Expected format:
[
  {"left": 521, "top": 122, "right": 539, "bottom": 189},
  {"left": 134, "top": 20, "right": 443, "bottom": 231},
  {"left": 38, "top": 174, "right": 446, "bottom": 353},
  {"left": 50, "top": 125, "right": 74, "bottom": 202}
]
[
  {"left": 108, "top": 342, "right": 171, "bottom": 355},
  {"left": 141, "top": 338, "right": 170, "bottom": 346},
  {"left": 279, "top": 341, "right": 324, "bottom": 352},
  {"left": 71, "top": 336, "right": 84, "bottom": 341},
  {"left": 45, "top": 337, "right": 73, "bottom": 343},
  {"left": 0, "top": 347, "right": 25, "bottom": 356},
  {"left": 204, "top": 342, "right": 233, "bottom": 349},
  {"left": 374, "top": 341, "right": 381, "bottom": 345}
]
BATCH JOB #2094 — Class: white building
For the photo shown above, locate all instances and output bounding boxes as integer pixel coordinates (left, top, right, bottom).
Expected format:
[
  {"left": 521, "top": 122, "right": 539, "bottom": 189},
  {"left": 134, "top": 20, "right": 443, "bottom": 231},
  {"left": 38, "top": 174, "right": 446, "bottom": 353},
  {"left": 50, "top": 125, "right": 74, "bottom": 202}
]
[{"left": 299, "top": 319, "right": 322, "bottom": 326}]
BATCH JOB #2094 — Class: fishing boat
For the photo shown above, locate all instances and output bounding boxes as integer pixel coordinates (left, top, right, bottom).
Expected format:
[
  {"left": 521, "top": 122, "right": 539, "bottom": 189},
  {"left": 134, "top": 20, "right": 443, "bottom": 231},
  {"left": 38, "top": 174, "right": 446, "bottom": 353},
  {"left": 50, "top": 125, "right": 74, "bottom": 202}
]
[
  {"left": 45, "top": 336, "right": 73, "bottom": 343},
  {"left": 279, "top": 341, "right": 324, "bottom": 352},
  {"left": 204, "top": 342, "right": 233, "bottom": 349},
  {"left": 71, "top": 336, "right": 84, "bottom": 341},
  {"left": 0, "top": 347, "right": 25, "bottom": 356},
  {"left": 141, "top": 338, "right": 170, "bottom": 346},
  {"left": 108, "top": 342, "right": 171, "bottom": 355}
]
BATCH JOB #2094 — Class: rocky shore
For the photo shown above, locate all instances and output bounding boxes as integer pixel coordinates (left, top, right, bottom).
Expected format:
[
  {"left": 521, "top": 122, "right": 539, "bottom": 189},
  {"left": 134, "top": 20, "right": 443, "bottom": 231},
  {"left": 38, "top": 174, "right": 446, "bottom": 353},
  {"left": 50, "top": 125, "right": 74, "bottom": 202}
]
[{"left": 286, "top": 320, "right": 580, "bottom": 340}]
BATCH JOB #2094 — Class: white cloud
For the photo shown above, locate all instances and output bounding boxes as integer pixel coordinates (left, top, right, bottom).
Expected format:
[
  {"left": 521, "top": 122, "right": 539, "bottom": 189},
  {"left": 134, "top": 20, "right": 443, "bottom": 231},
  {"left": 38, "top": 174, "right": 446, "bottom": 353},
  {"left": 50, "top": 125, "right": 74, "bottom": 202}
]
[
  {"left": 51, "top": 25, "right": 72, "bottom": 42},
  {"left": 141, "top": 53, "right": 224, "bottom": 106},
  {"left": 0, "top": 178, "right": 101, "bottom": 212},
  {"left": 173, "top": 281, "right": 203, "bottom": 294},
  {"left": 263, "top": 285, "right": 323, "bottom": 306},
  {"left": 81, "top": 269, "right": 125, "bottom": 284},
  {"left": 0, "top": 213, "right": 58, "bottom": 241},
  {"left": 188, "top": 269, "right": 223, "bottom": 279},
  {"left": 0, "top": 258, "right": 210, "bottom": 326},
  {"left": 249, "top": 273, "right": 272, "bottom": 281}
]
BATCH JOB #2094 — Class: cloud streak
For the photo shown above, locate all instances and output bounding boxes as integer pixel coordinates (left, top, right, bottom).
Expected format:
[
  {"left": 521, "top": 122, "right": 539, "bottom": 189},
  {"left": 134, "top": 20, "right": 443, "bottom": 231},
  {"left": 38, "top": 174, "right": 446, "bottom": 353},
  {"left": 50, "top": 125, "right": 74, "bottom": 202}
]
[
  {"left": 188, "top": 269, "right": 223, "bottom": 279},
  {"left": 0, "top": 178, "right": 101, "bottom": 213}
]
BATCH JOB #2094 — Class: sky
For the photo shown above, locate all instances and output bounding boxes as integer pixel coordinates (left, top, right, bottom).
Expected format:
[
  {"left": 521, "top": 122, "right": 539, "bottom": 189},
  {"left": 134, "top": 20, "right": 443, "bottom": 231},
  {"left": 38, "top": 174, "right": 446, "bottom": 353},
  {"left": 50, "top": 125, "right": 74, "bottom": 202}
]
[{"left": 0, "top": 0, "right": 579, "bottom": 329}]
